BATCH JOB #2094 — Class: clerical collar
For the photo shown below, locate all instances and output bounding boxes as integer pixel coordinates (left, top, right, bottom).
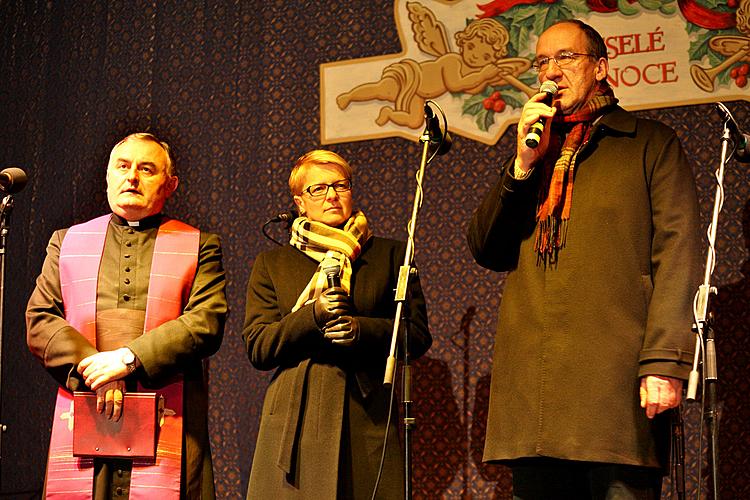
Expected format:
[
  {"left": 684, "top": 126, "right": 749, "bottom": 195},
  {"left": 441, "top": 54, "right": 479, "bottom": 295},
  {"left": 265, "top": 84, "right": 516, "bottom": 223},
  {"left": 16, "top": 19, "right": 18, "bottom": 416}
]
[{"left": 111, "top": 213, "right": 163, "bottom": 229}]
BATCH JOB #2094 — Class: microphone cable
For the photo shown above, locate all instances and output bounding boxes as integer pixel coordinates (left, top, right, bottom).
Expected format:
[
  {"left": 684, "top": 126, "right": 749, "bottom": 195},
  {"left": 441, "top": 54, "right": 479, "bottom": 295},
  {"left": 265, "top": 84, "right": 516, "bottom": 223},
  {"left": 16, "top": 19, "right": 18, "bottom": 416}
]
[{"left": 261, "top": 210, "right": 297, "bottom": 246}]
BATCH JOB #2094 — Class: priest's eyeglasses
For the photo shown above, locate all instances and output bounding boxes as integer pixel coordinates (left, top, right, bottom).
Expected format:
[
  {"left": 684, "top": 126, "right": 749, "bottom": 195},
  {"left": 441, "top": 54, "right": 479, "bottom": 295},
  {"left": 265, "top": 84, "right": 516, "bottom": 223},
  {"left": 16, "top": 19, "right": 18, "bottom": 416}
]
[
  {"left": 532, "top": 51, "right": 594, "bottom": 73},
  {"left": 303, "top": 179, "right": 352, "bottom": 199}
]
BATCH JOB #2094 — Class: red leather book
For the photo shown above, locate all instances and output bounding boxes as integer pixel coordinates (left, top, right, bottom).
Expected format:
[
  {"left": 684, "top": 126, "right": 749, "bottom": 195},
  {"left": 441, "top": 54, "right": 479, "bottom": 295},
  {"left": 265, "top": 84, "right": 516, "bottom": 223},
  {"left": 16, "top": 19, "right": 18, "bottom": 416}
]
[{"left": 72, "top": 391, "right": 159, "bottom": 459}]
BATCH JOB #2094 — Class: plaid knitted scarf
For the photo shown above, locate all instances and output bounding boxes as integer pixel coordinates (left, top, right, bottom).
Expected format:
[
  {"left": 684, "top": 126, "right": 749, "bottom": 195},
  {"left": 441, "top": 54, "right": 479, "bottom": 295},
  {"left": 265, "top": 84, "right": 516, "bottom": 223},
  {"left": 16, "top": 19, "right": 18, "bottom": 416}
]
[
  {"left": 289, "top": 210, "right": 372, "bottom": 312},
  {"left": 534, "top": 82, "right": 618, "bottom": 264}
]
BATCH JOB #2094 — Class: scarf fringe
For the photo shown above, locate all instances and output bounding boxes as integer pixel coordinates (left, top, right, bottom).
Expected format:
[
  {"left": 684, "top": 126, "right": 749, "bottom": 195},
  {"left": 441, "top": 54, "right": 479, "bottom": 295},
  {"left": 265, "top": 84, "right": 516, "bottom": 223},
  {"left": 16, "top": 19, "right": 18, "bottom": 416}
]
[
  {"left": 534, "top": 83, "right": 618, "bottom": 263},
  {"left": 535, "top": 217, "right": 569, "bottom": 267}
]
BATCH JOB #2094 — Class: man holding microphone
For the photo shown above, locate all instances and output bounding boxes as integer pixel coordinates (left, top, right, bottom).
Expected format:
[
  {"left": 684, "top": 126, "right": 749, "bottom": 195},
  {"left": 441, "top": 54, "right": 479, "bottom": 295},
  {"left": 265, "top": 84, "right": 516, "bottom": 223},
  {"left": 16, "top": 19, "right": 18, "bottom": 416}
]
[{"left": 467, "top": 19, "right": 702, "bottom": 499}]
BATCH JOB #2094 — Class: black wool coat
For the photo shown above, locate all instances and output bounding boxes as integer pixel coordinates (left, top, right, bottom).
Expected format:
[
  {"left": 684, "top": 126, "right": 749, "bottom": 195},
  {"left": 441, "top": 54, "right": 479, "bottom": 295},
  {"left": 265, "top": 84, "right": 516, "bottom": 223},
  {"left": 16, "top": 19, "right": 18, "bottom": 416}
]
[{"left": 243, "top": 236, "right": 431, "bottom": 499}]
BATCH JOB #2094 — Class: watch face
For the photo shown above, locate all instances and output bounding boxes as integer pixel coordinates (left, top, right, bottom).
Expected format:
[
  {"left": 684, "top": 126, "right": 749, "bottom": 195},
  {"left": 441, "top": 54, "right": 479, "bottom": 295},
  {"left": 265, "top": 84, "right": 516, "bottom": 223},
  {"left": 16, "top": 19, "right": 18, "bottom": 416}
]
[{"left": 122, "top": 351, "right": 135, "bottom": 364}]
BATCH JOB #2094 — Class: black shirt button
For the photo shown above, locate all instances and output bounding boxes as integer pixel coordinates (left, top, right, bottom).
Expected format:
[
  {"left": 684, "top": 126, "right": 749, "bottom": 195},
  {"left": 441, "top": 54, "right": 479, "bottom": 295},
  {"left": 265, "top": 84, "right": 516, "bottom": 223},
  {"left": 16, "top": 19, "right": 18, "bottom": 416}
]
[
  {"left": 124, "top": 254, "right": 131, "bottom": 259},
  {"left": 125, "top": 267, "right": 131, "bottom": 272},
  {"left": 116, "top": 486, "right": 123, "bottom": 495},
  {"left": 123, "top": 295, "right": 130, "bottom": 302},
  {"left": 125, "top": 241, "right": 132, "bottom": 247}
]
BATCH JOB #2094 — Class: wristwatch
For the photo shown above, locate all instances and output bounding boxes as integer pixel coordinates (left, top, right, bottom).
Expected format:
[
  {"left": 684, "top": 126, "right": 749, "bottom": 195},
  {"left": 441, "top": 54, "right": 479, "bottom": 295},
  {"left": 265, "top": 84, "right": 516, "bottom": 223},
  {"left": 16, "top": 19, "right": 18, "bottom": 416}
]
[{"left": 121, "top": 349, "right": 137, "bottom": 373}]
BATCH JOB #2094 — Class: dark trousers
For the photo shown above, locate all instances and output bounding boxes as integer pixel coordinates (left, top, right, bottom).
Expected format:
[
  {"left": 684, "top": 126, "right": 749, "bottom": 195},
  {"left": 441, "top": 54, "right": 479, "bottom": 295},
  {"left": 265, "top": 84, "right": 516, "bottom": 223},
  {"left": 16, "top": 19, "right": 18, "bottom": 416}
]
[{"left": 512, "top": 458, "right": 663, "bottom": 500}]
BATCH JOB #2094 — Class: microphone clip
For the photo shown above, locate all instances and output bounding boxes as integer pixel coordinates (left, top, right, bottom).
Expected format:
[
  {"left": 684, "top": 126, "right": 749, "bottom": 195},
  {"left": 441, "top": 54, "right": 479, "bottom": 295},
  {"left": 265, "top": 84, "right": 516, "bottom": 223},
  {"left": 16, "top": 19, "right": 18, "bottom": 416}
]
[
  {"left": 422, "top": 101, "right": 452, "bottom": 156},
  {"left": 262, "top": 208, "right": 298, "bottom": 246},
  {"left": 715, "top": 102, "right": 749, "bottom": 163},
  {"left": 268, "top": 208, "right": 299, "bottom": 227}
]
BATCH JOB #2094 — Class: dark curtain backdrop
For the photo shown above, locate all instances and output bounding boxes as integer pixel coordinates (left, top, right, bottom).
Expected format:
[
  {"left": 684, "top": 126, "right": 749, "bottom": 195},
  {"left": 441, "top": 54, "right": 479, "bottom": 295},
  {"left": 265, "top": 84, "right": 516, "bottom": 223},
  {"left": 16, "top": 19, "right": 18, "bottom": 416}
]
[{"left": 1, "top": 2, "right": 748, "bottom": 498}]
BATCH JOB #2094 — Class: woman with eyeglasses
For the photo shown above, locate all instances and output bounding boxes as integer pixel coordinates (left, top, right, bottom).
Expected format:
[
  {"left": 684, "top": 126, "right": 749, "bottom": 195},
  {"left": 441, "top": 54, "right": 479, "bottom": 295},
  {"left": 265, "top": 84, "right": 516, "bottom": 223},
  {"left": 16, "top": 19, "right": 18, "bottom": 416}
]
[{"left": 243, "top": 149, "right": 432, "bottom": 499}]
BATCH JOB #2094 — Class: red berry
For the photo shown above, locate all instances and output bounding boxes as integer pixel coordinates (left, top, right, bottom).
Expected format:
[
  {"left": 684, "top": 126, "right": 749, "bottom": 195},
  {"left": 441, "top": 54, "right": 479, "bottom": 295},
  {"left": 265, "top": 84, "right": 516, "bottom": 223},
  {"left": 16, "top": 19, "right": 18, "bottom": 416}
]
[
  {"left": 739, "top": 63, "right": 749, "bottom": 76},
  {"left": 493, "top": 100, "right": 506, "bottom": 113},
  {"left": 490, "top": 91, "right": 502, "bottom": 101},
  {"left": 730, "top": 67, "right": 739, "bottom": 79},
  {"left": 727, "top": 0, "right": 738, "bottom": 7},
  {"left": 737, "top": 75, "right": 748, "bottom": 88},
  {"left": 483, "top": 98, "right": 493, "bottom": 110}
]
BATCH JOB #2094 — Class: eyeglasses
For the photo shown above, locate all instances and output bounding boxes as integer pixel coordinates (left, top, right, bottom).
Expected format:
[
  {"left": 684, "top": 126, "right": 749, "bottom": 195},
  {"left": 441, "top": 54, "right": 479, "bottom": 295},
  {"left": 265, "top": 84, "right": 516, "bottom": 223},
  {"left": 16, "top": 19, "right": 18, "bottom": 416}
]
[
  {"left": 531, "top": 51, "right": 595, "bottom": 73},
  {"left": 302, "top": 179, "right": 352, "bottom": 199}
]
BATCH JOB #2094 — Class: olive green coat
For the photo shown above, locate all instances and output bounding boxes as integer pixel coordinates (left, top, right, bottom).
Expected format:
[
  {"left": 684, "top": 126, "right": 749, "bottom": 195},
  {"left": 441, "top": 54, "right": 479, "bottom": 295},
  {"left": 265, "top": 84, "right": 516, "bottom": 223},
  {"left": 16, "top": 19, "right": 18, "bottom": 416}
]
[
  {"left": 467, "top": 107, "right": 702, "bottom": 468},
  {"left": 243, "top": 237, "right": 431, "bottom": 499}
]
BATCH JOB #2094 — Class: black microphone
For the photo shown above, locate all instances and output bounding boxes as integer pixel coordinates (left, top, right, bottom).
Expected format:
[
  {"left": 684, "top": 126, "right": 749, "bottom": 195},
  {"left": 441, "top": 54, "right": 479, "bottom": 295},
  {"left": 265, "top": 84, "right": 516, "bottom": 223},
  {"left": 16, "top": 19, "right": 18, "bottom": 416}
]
[
  {"left": 715, "top": 102, "right": 750, "bottom": 163},
  {"left": 424, "top": 104, "right": 452, "bottom": 155},
  {"left": 324, "top": 264, "right": 341, "bottom": 288},
  {"left": 0, "top": 167, "right": 28, "bottom": 194},
  {"left": 268, "top": 208, "right": 298, "bottom": 224},
  {"left": 524, "top": 80, "right": 559, "bottom": 149}
]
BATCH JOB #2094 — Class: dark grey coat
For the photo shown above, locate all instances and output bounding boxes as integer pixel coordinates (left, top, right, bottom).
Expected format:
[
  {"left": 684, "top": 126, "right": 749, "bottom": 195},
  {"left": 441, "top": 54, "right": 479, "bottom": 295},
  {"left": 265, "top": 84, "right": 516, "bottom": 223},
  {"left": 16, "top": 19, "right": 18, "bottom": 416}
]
[
  {"left": 467, "top": 106, "right": 702, "bottom": 468},
  {"left": 243, "top": 236, "right": 431, "bottom": 499}
]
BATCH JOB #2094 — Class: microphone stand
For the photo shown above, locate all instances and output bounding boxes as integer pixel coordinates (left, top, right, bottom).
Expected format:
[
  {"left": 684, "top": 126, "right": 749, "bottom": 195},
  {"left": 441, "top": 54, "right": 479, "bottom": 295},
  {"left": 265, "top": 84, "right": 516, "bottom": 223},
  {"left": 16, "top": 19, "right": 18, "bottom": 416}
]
[
  {"left": 686, "top": 102, "right": 740, "bottom": 500},
  {"left": 383, "top": 100, "right": 449, "bottom": 500},
  {"left": 0, "top": 194, "right": 16, "bottom": 477}
]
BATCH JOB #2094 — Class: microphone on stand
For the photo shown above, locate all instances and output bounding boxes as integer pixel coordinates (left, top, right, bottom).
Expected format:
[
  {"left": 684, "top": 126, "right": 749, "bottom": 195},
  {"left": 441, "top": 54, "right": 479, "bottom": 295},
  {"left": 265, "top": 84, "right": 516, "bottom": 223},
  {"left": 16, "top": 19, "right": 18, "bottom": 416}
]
[
  {"left": 268, "top": 208, "right": 298, "bottom": 225},
  {"left": 0, "top": 167, "right": 28, "bottom": 194},
  {"left": 715, "top": 102, "right": 750, "bottom": 163},
  {"left": 524, "top": 80, "right": 559, "bottom": 149},
  {"left": 261, "top": 208, "right": 298, "bottom": 246},
  {"left": 424, "top": 103, "right": 452, "bottom": 155}
]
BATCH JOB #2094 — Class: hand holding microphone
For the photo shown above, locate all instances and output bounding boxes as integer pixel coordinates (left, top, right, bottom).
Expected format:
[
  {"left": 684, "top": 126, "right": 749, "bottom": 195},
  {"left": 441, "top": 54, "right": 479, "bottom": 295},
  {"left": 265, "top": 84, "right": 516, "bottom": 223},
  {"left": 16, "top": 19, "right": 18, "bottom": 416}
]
[
  {"left": 316, "top": 257, "right": 359, "bottom": 345},
  {"left": 313, "top": 258, "right": 349, "bottom": 327},
  {"left": 515, "top": 81, "right": 558, "bottom": 174},
  {"left": 524, "top": 81, "right": 558, "bottom": 148},
  {"left": 313, "top": 287, "right": 349, "bottom": 327}
]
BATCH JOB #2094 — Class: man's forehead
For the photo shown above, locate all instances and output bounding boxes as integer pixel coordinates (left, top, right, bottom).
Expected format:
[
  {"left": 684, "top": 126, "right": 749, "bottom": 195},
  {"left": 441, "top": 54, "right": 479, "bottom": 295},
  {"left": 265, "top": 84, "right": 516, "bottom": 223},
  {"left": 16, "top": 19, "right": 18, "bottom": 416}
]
[
  {"left": 536, "top": 24, "right": 586, "bottom": 53},
  {"left": 110, "top": 138, "right": 168, "bottom": 161}
]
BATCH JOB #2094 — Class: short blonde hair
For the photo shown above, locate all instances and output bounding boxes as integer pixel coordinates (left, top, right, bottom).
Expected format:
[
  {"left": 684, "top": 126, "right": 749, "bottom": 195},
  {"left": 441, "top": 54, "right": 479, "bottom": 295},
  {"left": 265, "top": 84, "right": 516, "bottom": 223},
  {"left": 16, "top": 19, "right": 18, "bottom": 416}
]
[
  {"left": 288, "top": 149, "right": 353, "bottom": 195},
  {"left": 111, "top": 132, "right": 176, "bottom": 176}
]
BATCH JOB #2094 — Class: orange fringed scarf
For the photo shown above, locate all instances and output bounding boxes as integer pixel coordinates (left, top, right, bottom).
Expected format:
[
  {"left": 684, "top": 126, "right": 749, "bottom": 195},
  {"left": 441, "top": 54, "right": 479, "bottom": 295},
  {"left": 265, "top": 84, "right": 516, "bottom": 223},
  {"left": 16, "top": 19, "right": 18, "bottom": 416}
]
[{"left": 534, "top": 82, "right": 618, "bottom": 265}]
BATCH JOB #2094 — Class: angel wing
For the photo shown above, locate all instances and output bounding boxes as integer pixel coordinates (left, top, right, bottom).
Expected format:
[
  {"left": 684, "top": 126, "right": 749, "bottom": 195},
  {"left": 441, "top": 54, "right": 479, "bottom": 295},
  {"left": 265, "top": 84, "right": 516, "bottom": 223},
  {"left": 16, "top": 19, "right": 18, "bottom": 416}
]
[{"left": 407, "top": 1, "right": 450, "bottom": 57}]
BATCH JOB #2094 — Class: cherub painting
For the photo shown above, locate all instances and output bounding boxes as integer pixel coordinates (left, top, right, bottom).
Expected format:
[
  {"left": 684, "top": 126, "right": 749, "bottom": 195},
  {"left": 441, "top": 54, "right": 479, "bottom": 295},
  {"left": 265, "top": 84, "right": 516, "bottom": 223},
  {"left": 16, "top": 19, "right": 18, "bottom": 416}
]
[{"left": 336, "top": 1, "right": 532, "bottom": 129}]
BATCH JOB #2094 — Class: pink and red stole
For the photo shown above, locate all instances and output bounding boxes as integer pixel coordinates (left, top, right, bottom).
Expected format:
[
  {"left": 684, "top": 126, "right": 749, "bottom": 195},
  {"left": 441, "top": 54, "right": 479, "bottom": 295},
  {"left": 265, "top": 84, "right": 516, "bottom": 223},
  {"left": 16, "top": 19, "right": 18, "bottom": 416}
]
[{"left": 45, "top": 214, "right": 199, "bottom": 499}]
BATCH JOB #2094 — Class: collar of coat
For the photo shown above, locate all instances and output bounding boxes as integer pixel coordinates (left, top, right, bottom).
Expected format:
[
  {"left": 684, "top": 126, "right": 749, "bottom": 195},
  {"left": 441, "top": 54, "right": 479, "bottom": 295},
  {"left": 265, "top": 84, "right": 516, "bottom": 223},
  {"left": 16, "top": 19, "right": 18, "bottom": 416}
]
[{"left": 591, "top": 105, "right": 637, "bottom": 136}]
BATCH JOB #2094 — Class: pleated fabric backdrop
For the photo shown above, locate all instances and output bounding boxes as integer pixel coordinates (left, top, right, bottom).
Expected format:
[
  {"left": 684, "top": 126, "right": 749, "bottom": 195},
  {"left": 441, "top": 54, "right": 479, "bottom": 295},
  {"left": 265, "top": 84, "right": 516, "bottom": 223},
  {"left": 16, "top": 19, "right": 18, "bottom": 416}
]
[{"left": 1, "top": 2, "right": 748, "bottom": 498}]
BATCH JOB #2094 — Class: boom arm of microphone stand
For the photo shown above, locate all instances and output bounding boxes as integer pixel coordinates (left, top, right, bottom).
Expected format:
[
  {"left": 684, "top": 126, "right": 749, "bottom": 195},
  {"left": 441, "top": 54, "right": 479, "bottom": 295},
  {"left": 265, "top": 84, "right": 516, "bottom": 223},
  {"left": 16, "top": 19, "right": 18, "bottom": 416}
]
[
  {"left": 383, "top": 127, "right": 432, "bottom": 386},
  {"left": 385, "top": 100, "right": 449, "bottom": 384},
  {"left": 687, "top": 111, "right": 731, "bottom": 401}
]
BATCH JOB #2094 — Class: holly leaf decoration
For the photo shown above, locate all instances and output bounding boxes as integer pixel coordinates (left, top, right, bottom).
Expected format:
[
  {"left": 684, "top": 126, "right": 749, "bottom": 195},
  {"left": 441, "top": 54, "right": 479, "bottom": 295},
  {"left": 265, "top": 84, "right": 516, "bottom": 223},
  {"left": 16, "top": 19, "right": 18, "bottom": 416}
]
[{"left": 463, "top": 93, "right": 489, "bottom": 116}]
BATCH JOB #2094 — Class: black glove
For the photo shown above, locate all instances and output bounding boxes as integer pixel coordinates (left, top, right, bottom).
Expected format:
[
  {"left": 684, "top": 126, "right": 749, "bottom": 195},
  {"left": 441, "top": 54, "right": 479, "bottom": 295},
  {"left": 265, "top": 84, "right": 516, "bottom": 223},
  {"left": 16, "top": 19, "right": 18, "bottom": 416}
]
[
  {"left": 313, "top": 287, "right": 350, "bottom": 327},
  {"left": 323, "top": 315, "right": 360, "bottom": 346}
]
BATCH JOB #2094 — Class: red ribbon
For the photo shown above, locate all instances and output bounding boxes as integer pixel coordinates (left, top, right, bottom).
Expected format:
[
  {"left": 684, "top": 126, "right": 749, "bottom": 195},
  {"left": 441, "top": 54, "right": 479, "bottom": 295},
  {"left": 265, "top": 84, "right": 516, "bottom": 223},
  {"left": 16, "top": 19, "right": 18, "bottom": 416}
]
[
  {"left": 677, "top": 0, "right": 736, "bottom": 30},
  {"left": 586, "top": 0, "right": 618, "bottom": 13},
  {"left": 477, "top": 0, "right": 544, "bottom": 18},
  {"left": 478, "top": 0, "right": 737, "bottom": 31}
]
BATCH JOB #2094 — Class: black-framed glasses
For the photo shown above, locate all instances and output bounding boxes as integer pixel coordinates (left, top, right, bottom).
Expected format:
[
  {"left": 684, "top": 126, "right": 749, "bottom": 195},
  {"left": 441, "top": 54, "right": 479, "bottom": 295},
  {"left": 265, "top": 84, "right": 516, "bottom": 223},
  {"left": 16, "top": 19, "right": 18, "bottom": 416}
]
[
  {"left": 531, "top": 51, "right": 595, "bottom": 73},
  {"left": 303, "top": 179, "right": 352, "bottom": 199}
]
